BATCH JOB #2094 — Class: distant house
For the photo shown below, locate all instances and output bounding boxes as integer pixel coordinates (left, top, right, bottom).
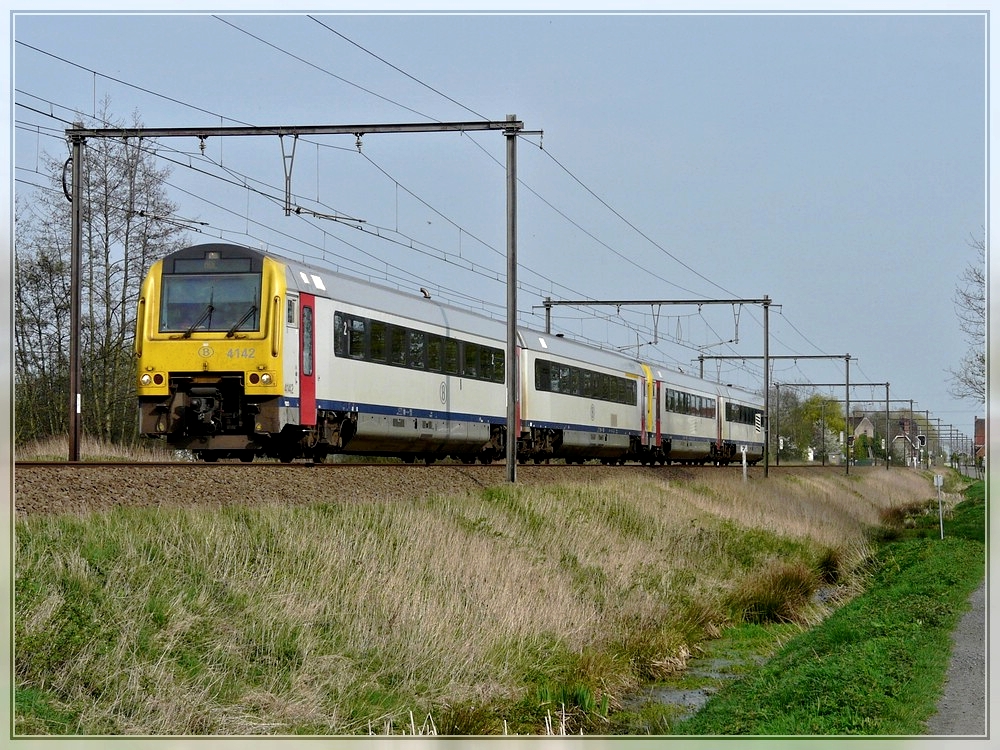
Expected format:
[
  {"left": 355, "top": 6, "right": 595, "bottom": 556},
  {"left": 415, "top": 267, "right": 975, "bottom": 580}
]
[
  {"left": 887, "top": 416, "right": 921, "bottom": 462},
  {"left": 975, "top": 417, "right": 985, "bottom": 462},
  {"left": 850, "top": 415, "right": 876, "bottom": 441}
]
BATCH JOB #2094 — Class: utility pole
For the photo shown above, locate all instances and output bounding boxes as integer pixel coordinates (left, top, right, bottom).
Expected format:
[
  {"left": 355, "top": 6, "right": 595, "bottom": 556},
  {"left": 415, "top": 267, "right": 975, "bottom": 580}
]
[
  {"left": 924, "top": 410, "right": 932, "bottom": 470},
  {"left": 68, "top": 133, "right": 84, "bottom": 462},
  {"left": 845, "top": 355, "right": 851, "bottom": 475},
  {"left": 504, "top": 116, "right": 519, "bottom": 483}
]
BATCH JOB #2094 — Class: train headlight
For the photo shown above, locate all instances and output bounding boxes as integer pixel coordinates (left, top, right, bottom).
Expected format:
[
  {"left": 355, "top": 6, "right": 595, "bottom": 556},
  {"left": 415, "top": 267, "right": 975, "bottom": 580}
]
[
  {"left": 140, "top": 373, "right": 153, "bottom": 386},
  {"left": 261, "top": 373, "right": 273, "bottom": 385}
]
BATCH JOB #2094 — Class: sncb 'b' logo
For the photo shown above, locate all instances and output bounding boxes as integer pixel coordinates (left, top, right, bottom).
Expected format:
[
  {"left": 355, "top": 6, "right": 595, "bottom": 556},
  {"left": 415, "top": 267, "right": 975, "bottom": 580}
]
[{"left": 198, "top": 346, "right": 214, "bottom": 359}]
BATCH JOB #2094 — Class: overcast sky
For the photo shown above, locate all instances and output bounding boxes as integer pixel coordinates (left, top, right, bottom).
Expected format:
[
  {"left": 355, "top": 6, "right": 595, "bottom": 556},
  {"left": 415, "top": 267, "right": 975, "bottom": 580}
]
[{"left": 7, "top": 4, "right": 991, "bottom": 449}]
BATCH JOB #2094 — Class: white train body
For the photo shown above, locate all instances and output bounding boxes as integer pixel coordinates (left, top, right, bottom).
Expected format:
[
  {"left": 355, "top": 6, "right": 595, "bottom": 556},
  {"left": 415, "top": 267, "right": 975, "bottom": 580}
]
[{"left": 137, "top": 243, "right": 764, "bottom": 465}]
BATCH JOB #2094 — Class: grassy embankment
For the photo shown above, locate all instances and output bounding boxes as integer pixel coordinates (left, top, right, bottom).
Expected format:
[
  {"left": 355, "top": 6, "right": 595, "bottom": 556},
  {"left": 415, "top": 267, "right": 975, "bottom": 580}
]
[
  {"left": 14, "top": 442, "right": 976, "bottom": 735},
  {"left": 671, "top": 476, "right": 986, "bottom": 736}
]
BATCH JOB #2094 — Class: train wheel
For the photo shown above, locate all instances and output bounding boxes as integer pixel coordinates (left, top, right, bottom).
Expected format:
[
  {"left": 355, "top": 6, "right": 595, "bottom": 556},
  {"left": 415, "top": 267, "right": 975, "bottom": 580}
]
[
  {"left": 238, "top": 451, "right": 254, "bottom": 463},
  {"left": 202, "top": 451, "right": 219, "bottom": 463}
]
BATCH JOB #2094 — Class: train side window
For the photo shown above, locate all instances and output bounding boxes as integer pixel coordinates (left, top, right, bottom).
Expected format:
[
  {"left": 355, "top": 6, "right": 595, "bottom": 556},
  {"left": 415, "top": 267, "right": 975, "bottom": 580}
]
[
  {"left": 599, "top": 374, "right": 611, "bottom": 401},
  {"left": 334, "top": 312, "right": 345, "bottom": 356},
  {"left": 427, "top": 336, "right": 442, "bottom": 372},
  {"left": 444, "top": 339, "right": 459, "bottom": 374},
  {"left": 370, "top": 320, "right": 387, "bottom": 362},
  {"left": 409, "top": 330, "right": 427, "bottom": 369},
  {"left": 463, "top": 343, "right": 479, "bottom": 378},
  {"left": 389, "top": 326, "right": 406, "bottom": 366},
  {"left": 557, "top": 367, "right": 567, "bottom": 395},
  {"left": 301, "top": 306, "right": 314, "bottom": 376},
  {"left": 286, "top": 297, "right": 298, "bottom": 327},
  {"left": 535, "top": 359, "right": 550, "bottom": 390},
  {"left": 348, "top": 318, "right": 366, "bottom": 359},
  {"left": 491, "top": 349, "right": 504, "bottom": 382},
  {"left": 566, "top": 368, "right": 578, "bottom": 396}
]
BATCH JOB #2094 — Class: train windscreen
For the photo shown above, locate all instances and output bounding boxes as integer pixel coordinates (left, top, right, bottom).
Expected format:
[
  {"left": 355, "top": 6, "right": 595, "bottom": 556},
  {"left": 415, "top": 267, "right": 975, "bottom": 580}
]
[{"left": 159, "top": 272, "right": 262, "bottom": 335}]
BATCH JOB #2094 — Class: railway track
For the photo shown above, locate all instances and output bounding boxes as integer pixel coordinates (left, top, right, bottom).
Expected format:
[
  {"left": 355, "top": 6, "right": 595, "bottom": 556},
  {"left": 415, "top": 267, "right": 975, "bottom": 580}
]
[
  {"left": 11, "top": 461, "right": 696, "bottom": 518},
  {"left": 12, "top": 460, "right": 875, "bottom": 518},
  {"left": 13, "top": 460, "right": 747, "bottom": 469}
]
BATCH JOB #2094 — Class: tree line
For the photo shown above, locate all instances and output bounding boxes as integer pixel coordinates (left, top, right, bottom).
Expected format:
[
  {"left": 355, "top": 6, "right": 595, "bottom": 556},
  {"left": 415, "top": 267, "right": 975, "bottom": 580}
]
[
  {"left": 15, "top": 103, "right": 186, "bottom": 445},
  {"left": 770, "top": 390, "right": 958, "bottom": 466}
]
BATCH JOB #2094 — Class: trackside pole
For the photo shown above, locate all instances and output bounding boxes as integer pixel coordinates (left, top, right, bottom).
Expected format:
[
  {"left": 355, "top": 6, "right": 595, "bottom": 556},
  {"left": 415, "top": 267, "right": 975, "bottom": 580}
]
[{"left": 505, "top": 115, "right": 518, "bottom": 483}]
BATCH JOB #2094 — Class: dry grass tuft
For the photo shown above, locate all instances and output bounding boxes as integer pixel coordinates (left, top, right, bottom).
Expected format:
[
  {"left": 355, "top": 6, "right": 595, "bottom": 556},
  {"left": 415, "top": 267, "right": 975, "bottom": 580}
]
[
  {"left": 725, "top": 558, "right": 818, "bottom": 625},
  {"left": 15, "top": 435, "right": 176, "bottom": 462}
]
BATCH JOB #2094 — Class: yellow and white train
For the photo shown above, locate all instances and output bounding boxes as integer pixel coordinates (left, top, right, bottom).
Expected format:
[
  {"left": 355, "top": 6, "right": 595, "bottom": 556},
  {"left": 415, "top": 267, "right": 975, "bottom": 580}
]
[{"left": 136, "top": 242, "right": 765, "bottom": 464}]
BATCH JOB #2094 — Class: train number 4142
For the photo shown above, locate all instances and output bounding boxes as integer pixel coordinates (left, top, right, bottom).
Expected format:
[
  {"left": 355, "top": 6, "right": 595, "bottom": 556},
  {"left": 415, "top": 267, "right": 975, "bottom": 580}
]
[{"left": 227, "top": 347, "right": 256, "bottom": 359}]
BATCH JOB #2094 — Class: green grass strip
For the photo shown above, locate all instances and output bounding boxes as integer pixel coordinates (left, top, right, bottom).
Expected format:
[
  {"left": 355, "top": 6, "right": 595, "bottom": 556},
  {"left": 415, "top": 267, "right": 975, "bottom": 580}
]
[{"left": 677, "top": 481, "right": 986, "bottom": 736}]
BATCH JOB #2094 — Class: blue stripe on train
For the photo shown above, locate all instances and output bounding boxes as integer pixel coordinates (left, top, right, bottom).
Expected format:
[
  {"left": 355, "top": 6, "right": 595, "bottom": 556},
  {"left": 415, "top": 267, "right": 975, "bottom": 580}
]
[{"left": 285, "top": 397, "right": 501, "bottom": 425}]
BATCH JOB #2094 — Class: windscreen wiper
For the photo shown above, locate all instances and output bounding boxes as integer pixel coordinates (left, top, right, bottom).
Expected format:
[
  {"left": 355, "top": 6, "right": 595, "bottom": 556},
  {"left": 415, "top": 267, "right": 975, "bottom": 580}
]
[
  {"left": 182, "top": 304, "right": 214, "bottom": 338},
  {"left": 226, "top": 305, "right": 258, "bottom": 338}
]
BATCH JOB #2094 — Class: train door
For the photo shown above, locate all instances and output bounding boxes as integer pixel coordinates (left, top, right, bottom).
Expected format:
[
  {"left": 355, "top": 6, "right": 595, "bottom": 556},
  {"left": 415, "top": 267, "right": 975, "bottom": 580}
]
[
  {"left": 639, "top": 364, "right": 654, "bottom": 447},
  {"left": 284, "top": 294, "right": 300, "bottom": 418},
  {"left": 299, "top": 293, "right": 316, "bottom": 426},
  {"left": 637, "top": 373, "right": 647, "bottom": 446},
  {"left": 716, "top": 396, "right": 725, "bottom": 451},
  {"left": 655, "top": 380, "right": 662, "bottom": 445}
]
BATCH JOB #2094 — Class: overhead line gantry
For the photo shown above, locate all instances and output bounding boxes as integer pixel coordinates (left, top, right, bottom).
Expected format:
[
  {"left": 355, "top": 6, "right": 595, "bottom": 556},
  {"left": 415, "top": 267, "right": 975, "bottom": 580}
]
[
  {"left": 541, "top": 296, "right": 774, "bottom": 474},
  {"left": 698, "top": 353, "right": 855, "bottom": 475},
  {"left": 65, "top": 117, "right": 538, "bottom": 484}
]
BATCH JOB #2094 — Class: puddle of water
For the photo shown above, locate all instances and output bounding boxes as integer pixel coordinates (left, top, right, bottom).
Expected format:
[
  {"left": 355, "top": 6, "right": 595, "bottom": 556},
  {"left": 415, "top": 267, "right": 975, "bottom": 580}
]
[
  {"left": 620, "top": 651, "right": 765, "bottom": 721},
  {"left": 646, "top": 686, "right": 716, "bottom": 711}
]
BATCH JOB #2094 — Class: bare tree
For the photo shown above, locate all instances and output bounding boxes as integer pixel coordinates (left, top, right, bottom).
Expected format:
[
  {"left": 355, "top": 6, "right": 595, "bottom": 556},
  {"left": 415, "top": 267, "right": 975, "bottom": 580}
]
[
  {"left": 14, "top": 100, "right": 187, "bottom": 445},
  {"left": 14, "top": 194, "right": 72, "bottom": 441},
  {"left": 949, "top": 234, "right": 986, "bottom": 404}
]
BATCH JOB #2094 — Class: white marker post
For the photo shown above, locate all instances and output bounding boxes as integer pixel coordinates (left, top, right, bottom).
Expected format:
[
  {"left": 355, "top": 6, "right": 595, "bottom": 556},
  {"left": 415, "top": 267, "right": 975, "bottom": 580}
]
[
  {"left": 935, "top": 474, "right": 945, "bottom": 539},
  {"left": 741, "top": 445, "right": 748, "bottom": 482}
]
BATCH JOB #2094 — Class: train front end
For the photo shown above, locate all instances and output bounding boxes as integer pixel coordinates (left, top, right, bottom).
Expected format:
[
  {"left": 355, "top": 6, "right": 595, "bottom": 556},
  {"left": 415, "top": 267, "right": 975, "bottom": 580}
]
[{"left": 135, "top": 244, "right": 285, "bottom": 460}]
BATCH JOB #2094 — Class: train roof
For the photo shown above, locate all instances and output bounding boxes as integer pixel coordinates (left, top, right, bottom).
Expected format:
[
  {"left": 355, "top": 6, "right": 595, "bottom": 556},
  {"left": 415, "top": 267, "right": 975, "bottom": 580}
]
[
  {"left": 520, "top": 329, "right": 648, "bottom": 375},
  {"left": 279, "top": 247, "right": 502, "bottom": 341}
]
